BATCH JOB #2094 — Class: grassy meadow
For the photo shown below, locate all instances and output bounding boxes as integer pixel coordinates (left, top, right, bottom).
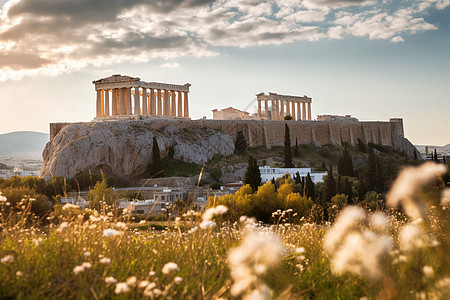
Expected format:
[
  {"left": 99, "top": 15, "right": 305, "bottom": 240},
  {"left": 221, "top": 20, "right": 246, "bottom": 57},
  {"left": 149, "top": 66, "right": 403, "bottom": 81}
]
[{"left": 1, "top": 162, "right": 450, "bottom": 299}]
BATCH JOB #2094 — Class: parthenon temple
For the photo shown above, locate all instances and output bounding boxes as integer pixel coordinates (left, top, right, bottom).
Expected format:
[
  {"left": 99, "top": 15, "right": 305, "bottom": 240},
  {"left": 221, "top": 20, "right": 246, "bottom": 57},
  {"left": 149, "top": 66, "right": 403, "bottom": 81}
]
[
  {"left": 93, "top": 74, "right": 191, "bottom": 118},
  {"left": 256, "top": 92, "right": 312, "bottom": 121}
]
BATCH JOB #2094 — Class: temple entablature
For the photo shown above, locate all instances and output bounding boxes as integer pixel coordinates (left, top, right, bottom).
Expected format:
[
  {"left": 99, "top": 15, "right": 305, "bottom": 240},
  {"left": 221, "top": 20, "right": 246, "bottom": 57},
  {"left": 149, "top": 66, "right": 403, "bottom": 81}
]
[
  {"left": 93, "top": 74, "right": 191, "bottom": 119},
  {"left": 256, "top": 92, "right": 312, "bottom": 121}
]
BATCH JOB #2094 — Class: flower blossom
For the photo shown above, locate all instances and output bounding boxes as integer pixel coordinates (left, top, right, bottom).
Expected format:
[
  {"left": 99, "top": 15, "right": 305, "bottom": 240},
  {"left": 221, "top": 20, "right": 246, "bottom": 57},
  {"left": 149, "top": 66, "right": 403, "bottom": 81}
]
[{"left": 162, "top": 262, "right": 179, "bottom": 274}]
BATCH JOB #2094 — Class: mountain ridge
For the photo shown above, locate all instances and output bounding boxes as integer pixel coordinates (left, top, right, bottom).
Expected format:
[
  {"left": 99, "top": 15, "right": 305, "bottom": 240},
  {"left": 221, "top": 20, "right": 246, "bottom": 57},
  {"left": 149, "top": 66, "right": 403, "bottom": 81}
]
[{"left": 0, "top": 131, "right": 49, "bottom": 155}]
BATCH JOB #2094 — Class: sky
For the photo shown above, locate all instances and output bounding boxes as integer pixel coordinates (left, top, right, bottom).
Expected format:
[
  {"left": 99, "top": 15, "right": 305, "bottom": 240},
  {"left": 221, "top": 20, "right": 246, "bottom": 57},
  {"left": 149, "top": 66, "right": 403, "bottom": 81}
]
[{"left": 0, "top": 0, "right": 449, "bottom": 146}]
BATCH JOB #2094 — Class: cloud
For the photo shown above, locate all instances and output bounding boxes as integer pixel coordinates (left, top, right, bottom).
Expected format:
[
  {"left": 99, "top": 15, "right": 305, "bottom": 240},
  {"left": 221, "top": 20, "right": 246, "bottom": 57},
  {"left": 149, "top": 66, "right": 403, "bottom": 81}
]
[
  {"left": 0, "top": 0, "right": 447, "bottom": 80},
  {"left": 391, "top": 36, "right": 404, "bottom": 43},
  {"left": 161, "top": 62, "right": 181, "bottom": 68}
]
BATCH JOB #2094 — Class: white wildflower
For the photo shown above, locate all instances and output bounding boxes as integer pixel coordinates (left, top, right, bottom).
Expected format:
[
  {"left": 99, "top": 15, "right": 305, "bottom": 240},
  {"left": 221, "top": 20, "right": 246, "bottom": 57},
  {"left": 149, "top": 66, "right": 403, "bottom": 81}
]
[
  {"left": 215, "top": 205, "right": 228, "bottom": 215},
  {"left": 103, "top": 228, "right": 120, "bottom": 237},
  {"left": 56, "top": 222, "right": 69, "bottom": 233},
  {"left": 295, "top": 247, "right": 305, "bottom": 254},
  {"left": 138, "top": 280, "right": 150, "bottom": 288},
  {"left": 386, "top": 162, "right": 447, "bottom": 219},
  {"left": 441, "top": 188, "right": 450, "bottom": 206},
  {"left": 228, "top": 230, "right": 284, "bottom": 298},
  {"left": 115, "top": 282, "right": 130, "bottom": 294},
  {"left": 115, "top": 222, "right": 127, "bottom": 230},
  {"left": 99, "top": 257, "right": 111, "bottom": 264},
  {"left": 105, "top": 276, "right": 117, "bottom": 284},
  {"left": 149, "top": 270, "right": 156, "bottom": 276},
  {"left": 81, "top": 262, "right": 92, "bottom": 269},
  {"left": 1, "top": 255, "right": 14, "bottom": 263},
  {"left": 162, "top": 262, "right": 179, "bottom": 274},
  {"left": 188, "top": 226, "right": 199, "bottom": 234},
  {"left": 324, "top": 207, "right": 393, "bottom": 280},
  {"left": 73, "top": 265, "right": 85, "bottom": 275},
  {"left": 174, "top": 276, "right": 183, "bottom": 284},
  {"left": 16, "top": 271, "right": 23, "bottom": 278},
  {"left": 200, "top": 220, "right": 217, "bottom": 229},
  {"left": 62, "top": 203, "right": 79, "bottom": 210},
  {"left": 143, "top": 282, "right": 157, "bottom": 296},
  {"left": 126, "top": 276, "right": 137, "bottom": 287},
  {"left": 323, "top": 206, "right": 366, "bottom": 253},
  {"left": 423, "top": 265, "right": 434, "bottom": 279},
  {"left": 399, "top": 223, "right": 428, "bottom": 251},
  {"left": 83, "top": 251, "right": 91, "bottom": 258}
]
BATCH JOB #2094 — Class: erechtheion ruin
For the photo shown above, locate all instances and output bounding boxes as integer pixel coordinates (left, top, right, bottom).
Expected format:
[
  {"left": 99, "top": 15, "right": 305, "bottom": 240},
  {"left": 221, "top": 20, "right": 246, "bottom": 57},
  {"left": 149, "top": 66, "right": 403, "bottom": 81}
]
[
  {"left": 93, "top": 74, "right": 191, "bottom": 118},
  {"left": 256, "top": 92, "right": 312, "bottom": 121}
]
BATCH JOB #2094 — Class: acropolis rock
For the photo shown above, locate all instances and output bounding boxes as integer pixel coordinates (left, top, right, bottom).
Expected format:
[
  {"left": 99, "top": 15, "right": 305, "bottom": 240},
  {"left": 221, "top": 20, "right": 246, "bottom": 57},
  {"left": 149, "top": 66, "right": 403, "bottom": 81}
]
[{"left": 41, "top": 120, "right": 234, "bottom": 179}]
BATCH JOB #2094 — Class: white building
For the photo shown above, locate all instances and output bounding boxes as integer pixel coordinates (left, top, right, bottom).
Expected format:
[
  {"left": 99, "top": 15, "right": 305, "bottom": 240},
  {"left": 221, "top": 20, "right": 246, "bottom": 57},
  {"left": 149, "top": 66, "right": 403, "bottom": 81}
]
[{"left": 259, "top": 166, "right": 326, "bottom": 184}]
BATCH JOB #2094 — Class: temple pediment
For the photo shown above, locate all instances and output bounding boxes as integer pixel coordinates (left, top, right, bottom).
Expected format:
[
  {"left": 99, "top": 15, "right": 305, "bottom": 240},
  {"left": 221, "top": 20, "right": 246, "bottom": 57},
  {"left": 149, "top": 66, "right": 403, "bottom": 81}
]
[{"left": 92, "top": 74, "right": 140, "bottom": 84}]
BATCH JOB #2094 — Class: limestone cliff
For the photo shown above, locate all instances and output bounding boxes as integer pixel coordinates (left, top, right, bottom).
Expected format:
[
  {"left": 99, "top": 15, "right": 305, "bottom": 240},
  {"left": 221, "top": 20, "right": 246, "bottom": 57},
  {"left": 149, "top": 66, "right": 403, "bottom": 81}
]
[{"left": 40, "top": 120, "right": 235, "bottom": 179}]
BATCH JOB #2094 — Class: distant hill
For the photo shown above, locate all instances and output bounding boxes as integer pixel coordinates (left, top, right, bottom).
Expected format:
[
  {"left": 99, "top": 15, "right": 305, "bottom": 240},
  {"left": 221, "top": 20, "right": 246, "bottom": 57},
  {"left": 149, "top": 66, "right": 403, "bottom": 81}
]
[{"left": 0, "top": 131, "right": 49, "bottom": 155}]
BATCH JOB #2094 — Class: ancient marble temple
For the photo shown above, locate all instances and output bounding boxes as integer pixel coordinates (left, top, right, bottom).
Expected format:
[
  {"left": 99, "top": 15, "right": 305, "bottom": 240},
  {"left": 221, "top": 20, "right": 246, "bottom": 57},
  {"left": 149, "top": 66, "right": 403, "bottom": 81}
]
[
  {"left": 256, "top": 92, "right": 312, "bottom": 121},
  {"left": 93, "top": 74, "right": 191, "bottom": 118}
]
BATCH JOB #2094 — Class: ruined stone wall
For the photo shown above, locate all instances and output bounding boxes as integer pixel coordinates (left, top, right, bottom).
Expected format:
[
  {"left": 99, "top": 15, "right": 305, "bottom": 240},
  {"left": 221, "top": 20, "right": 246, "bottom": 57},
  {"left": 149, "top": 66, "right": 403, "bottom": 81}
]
[{"left": 49, "top": 118, "right": 407, "bottom": 151}]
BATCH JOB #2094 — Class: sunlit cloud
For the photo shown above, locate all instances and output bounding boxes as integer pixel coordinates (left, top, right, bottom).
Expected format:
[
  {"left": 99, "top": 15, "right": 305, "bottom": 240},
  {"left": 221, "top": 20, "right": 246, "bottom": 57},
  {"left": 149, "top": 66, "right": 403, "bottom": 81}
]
[{"left": 0, "top": 0, "right": 448, "bottom": 81}]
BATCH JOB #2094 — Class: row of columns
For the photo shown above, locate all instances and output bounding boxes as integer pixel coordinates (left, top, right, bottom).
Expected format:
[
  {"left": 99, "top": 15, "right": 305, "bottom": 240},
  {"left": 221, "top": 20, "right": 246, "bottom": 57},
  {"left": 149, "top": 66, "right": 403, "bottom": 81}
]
[
  {"left": 258, "top": 99, "right": 311, "bottom": 121},
  {"left": 96, "top": 87, "right": 189, "bottom": 118}
]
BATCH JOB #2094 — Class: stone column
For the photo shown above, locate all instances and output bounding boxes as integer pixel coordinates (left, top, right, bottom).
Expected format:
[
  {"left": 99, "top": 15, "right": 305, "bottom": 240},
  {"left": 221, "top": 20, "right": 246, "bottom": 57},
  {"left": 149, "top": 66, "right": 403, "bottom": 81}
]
[
  {"left": 157, "top": 89, "right": 162, "bottom": 115},
  {"left": 134, "top": 87, "right": 140, "bottom": 115},
  {"left": 286, "top": 100, "right": 290, "bottom": 117},
  {"left": 96, "top": 90, "right": 102, "bottom": 117},
  {"left": 257, "top": 99, "right": 261, "bottom": 117},
  {"left": 302, "top": 102, "right": 306, "bottom": 120},
  {"left": 183, "top": 91, "right": 189, "bottom": 118},
  {"left": 126, "top": 88, "right": 132, "bottom": 115},
  {"left": 291, "top": 101, "right": 296, "bottom": 120},
  {"left": 271, "top": 100, "right": 276, "bottom": 120},
  {"left": 275, "top": 100, "right": 280, "bottom": 120},
  {"left": 142, "top": 88, "right": 148, "bottom": 115},
  {"left": 104, "top": 90, "right": 110, "bottom": 116},
  {"left": 264, "top": 100, "right": 268, "bottom": 117},
  {"left": 171, "top": 91, "right": 176, "bottom": 116},
  {"left": 120, "top": 88, "right": 126, "bottom": 115},
  {"left": 308, "top": 102, "right": 311, "bottom": 120},
  {"left": 150, "top": 89, "right": 156, "bottom": 115},
  {"left": 112, "top": 88, "right": 117, "bottom": 116},
  {"left": 280, "top": 100, "right": 284, "bottom": 119},
  {"left": 177, "top": 91, "right": 182, "bottom": 117},
  {"left": 296, "top": 102, "right": 301, "bottom": 121},
  {"left": 164, "top": 89, "right": 170, "bottom": 116}
]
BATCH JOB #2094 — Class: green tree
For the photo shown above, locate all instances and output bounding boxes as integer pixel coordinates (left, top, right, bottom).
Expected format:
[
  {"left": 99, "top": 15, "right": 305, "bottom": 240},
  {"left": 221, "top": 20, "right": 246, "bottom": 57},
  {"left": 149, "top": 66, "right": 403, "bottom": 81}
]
[
  {"left": 338, "top": 148, "right": 354, "bottom": 177},
  {"left": 284, "top": 123, "right": 293, "bottom": 167},
  {"left": 149, "top": 136, "right": 163, "bottom": 178},
  {"left": 88, "top": 178, "right": 114, "bottom": 211},
  {"left": 357, "top": 138, "right": 367, "bottom": 153},
  {"left": 243, "top": 155, "right": 261, "bottom": 192},
  {"left": 293, "top": 138, "right": 299, "bottom": 157},
  {"left": 234, "top": 131, "right": 247, "bottom": 155},
  {"left": 304, "top": 172, "right": 315, "bottom": 200},
  {"left": 322, "top": 164, "right": 337, "bottom": 204},
  {"left": 284, "top": 115, "right": 293, "bottom": 120},
  {"left": 374, "top": 156, "right": 384, "bottom": 192},
  {"left": 358, "top": 173, "right": 367, "bottom": 201}
]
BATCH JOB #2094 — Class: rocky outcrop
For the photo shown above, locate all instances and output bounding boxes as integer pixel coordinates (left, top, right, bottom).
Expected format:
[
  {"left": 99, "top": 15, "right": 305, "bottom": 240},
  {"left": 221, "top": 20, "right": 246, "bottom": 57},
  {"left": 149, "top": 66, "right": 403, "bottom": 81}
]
[{"left": 41, "top": 120, "right": 235, "bottom": 179}]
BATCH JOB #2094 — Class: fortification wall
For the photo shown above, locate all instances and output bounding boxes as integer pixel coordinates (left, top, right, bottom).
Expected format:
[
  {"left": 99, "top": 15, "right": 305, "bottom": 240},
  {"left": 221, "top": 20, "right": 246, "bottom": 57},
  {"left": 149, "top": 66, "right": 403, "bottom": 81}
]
[{"left": 49, "top": 117, "right": 410, "bottom": 153}]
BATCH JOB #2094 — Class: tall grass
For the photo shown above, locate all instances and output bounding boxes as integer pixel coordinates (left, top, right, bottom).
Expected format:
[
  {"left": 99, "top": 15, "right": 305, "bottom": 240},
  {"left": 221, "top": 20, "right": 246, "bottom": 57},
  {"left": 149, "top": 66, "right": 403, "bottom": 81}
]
[{"left": 1, "top": 162, "right": 449, "bottom": 299}]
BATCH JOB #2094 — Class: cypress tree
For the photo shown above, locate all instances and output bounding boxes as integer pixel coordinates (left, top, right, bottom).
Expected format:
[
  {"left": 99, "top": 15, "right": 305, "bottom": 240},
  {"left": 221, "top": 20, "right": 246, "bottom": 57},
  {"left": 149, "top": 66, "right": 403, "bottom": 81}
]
[
  {"left": 234, "top": 131, "right": 247, "bottom": 155},
  {"left": 149, "top": 137, "right": 163, "bottom": 178},
  {"left": 284, "top": 123, "right": 293, "bottom": 167},
  {"left": 357, "top": 138, "right": 367, "bottom": 153},
  {"left": 374, "top": 156, "right": 383, "bottom": 192},
  {"left": 323, "top": 164, "right": 337, "bottom": 203},
  {"left": 366, "top": 151, "right": 376, "bottom": 191},
  {"left": 305, "top": 172, "right": 315, "bottom": 200},
  {"left": 434, "top": 149, "right": 438, "bottom": 162},
  {"left": 343, "top": 176, "right": 353, "bottom": 201},
  {"left": 358, "top": 173, "right": 367, "bottom": 201},
  {"left": 338, "top": 148, "right": 354, "bottom": 177},
  {"left": 294, "top": 171, "right": 301, "bottom": 184},
  {"left": 294, "top": 138, "right": 299, "bottom": 157},
  {"left": 243, "top": 155, "right": 261, "bottom": 192}
]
